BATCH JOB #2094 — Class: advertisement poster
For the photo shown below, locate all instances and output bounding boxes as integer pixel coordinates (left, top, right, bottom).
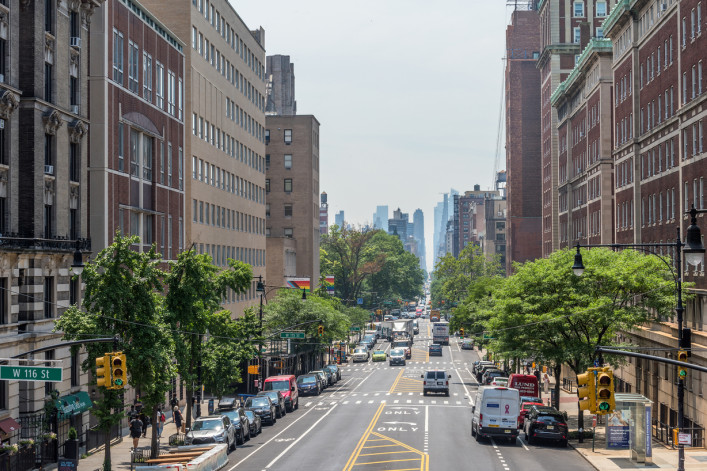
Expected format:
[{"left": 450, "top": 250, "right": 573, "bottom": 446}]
[
  {"left": 607, "top": 408, "right": 631, "bottom": 449},
  {"left": 645, "top": 406, "right": 652, "bottom": 458}
]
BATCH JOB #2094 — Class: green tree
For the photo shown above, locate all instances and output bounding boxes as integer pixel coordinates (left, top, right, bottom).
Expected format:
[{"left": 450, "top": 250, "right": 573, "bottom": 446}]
[
  {"left": 365, "top": 231, "right": 424, "bottom": 304},
  {"left": 487, "top": 248, "right": 678, "bottom": 431},
  {"left": 55, "top": 234, "right": 174, "bottom": 467},
  {"left": 164, "top": 249, "right": 253, "bottom": 429}
]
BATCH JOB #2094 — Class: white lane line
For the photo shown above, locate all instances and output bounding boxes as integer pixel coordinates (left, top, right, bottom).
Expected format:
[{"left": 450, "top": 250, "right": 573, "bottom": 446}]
[
  {"left": 355, "top": 400, "right": 361, "bottom": 404},
  {"left": 264, "top": 404, "right": 339, "bottom": 469}
]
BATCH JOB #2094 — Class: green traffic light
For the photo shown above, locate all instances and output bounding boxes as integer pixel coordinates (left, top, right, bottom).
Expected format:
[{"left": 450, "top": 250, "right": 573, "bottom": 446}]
[
  {"left": 114, "top": 379, "right": 123, "bottom": 385},
  {"left": 679, "top": 370, "right": 687, "bottom": 378},
  {"left": 598, "top": 402, "right": 610, "bottom": 411}
]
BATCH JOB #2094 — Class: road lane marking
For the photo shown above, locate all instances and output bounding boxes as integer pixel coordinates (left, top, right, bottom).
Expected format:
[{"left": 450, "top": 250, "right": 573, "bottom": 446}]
[
  {"left": 343, "top": 403, "right": 386, "bottom": 471},
  {"left": 388, "top": 367, "right": 405, "bottom": 393},
  {"left": 265, "top": 403, "right": 339, "bottom": 469}
]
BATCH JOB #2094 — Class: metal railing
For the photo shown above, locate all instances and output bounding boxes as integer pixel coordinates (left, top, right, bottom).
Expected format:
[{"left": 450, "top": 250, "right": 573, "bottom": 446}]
[
  {"left": 168, "top": 432, "right": 186, "bottom": 447},
  {"left": 0, "top": 446, "right": 36, "bottom": 471},
  {"left": 653, "top": 420, "right": 706, "bottom": 448},
  {"left": 562, "top": 377, "right": 576, "bottom": 394}
]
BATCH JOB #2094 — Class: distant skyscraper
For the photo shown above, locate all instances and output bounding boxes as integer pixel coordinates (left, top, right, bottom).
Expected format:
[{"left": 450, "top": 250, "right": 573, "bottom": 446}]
[
  {"left": 319, "top": 192, "right": 329, "bottom": 235},
  {"left": 388, "top": 208, "right": 409, "bottom": 240},
  {"left": 413, "top": 209, "right": 426, "bottom": 272},
  {"left": 335, "top": 211, "right": 345, "bottom": 229},
  {"left": 373, "top": 205, "right": 389, "bottom": 232},
  {"left": 265, "top": 55, "right": 296, "bottom": 116}
]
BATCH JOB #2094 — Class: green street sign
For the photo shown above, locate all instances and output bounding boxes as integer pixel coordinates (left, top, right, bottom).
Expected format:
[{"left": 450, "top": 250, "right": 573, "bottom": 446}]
[
  {"left": 0, "top": 366, "right": 62, "bottom": 382},
  {"left": 280, "top": 332, "right": 305, "bottom": 339},
  {"left": 350, "top": 327, "right": 360, "bottom": 331},
  {"left": 482, "top": 333, "right": 494, "bottom": 340}
]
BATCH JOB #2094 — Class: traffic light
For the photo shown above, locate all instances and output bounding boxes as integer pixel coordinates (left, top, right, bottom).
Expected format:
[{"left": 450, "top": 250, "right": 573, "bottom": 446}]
[
  {"left": 460, "top": 328, "right": 465, "bottom": 338},
  {"left": 576, "top": 369, "right": 596, "bottom": 413},
  {"left": 596, "top": 368, "right": 615, "bottom": 414},
  {"left": 95, "top": 354, "right": 111, "bottom": 388},
  {"left": 318, "top": 325, "right": 324, "bottom": 337},
  {"left": 677, "top": 350, "right": 688, "bottom": 380},
  {"left": 110, "top": 352, "right": 127, "bottom": 389}
]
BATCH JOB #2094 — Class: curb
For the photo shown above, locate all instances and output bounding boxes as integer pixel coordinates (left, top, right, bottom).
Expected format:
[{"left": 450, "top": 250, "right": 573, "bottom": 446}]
[{"left": 568, "top": 442, "right": 600, "bottom": 471}]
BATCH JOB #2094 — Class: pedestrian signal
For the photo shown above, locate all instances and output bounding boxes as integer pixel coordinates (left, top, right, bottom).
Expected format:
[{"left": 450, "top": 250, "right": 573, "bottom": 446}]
[
  {"left": 110, "top": 352, "right": 127, "bottom": 389},
  {"left": 576, "top": 369, "right": 596, "bottom": 413},
  {"left": 95, "top": 354, "right": 110, "bottom": 388},
  {"left": 596, "top": 368, "right": 615, "bottom": 414},
  {"left": 677, "top": 350, "right": 688, "bottom": 380}
]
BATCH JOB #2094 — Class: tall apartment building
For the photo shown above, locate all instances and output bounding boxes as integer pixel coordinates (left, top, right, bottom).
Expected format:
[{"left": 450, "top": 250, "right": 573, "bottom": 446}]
[
  {"left": 319, "top": 191, "right": 328, "bottom": 235},
  {"left": 0, "top": 0, "right": 98, "bottom": 434},
  {"left": 265, "top": 54, "right": 296, "bottom": 116},
  {"left": 505, "top": 9, "right": 543, "bottom": 273},
  {"left": 89, "top": 0, "right": 186, "bottom": 261},
  {"left": 550, "top": 38, "right": 615, "bottom": 248},
  {"left": 413, "top": 209, "right": 426, "bottom": 272},
  {"left": 388, "top": 208, "right": 409, "bottom": 240},
  {"left": 454, "top": 186, "right": 499, "bottom": 256},
  {"left": 265, "top": 115, "right": 321, "bottom": 288},
  {"left": 538, "top": 0, "right": 616, "bottom": 256},
  {"left": 599, "top": 0, "right": 707, "bottom": 441},
  {"left": 484, "top": 197, "right": 508, "bottom": 270},
  {"left": 141, "top": 0, "right": 267, "bottom": 315}
]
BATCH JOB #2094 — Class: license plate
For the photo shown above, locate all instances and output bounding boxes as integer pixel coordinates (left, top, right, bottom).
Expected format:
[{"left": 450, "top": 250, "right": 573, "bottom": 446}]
[
  {"left": 504, "top": 430, "right": 511, "bottom": 434},
  {"left": 489, "top": 424, "right": 499, "bottom": 428},
  {"left": 437, "top": 382, "right": 444, "bottom": 385},
  {"left": 547, "top": 426, "right": 554, "bottom": 430}
]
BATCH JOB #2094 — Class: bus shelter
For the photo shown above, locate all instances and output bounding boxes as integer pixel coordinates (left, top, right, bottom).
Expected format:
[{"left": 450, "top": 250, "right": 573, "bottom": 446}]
[{"left": 605, "top": 393, "right": 653, "bottom": 464}]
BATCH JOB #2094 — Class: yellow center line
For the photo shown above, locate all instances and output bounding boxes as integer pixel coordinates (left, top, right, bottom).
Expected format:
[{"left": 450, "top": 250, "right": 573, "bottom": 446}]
[
  {"left": 354, "top": 458, "right": 421, "bottom": 465},
  {"left": 359, "top": 450, "right": 417, "bottom": 457},
  {"left": 362, "top": 444, "right": 405, "bottom": 449},
  {"left": 388, "top": 367, "right": 405, "bottom": 394},
  {"left": 342, "top": 403, "right": 386, "bottom": 471}
]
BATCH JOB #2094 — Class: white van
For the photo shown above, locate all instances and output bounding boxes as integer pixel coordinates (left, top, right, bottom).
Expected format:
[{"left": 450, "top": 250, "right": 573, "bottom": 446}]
[{"left": 471, "top": 386, "right": 520, "bottom": 443}]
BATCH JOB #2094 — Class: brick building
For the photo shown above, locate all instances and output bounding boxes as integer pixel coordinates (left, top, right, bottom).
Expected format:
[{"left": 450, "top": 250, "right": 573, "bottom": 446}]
[
  {"left": 505, "top": 9, "right": 543, "bottom": 272},
  {"left": 265, "top": 115, "right": 321, "bottom": 288}
]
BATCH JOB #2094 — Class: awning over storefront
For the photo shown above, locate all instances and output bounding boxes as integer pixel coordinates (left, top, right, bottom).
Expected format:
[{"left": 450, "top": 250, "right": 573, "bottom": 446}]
[
  {"left": 0, "top": 417, "right": 20, "bottom": 434},
  {"left": 56, "top": 391, "right": 92, "bottom": 419}
]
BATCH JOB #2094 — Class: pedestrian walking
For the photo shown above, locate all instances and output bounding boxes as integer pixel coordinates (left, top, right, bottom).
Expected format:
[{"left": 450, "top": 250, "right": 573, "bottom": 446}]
[
  {"left": 129, "top": 415, "right": 143, "bottom": 450},
  {"left": 139, "top": 411, "right": 149, "bottom": 438},
  {"left": 543, "top": 372, "right": 550, "bottom": 394},
  {"left": 157, "top": 408, "right": 166, "bottom": 438},
  {"left": 174, "top": 405, "right": 183, "bottom": 434}
]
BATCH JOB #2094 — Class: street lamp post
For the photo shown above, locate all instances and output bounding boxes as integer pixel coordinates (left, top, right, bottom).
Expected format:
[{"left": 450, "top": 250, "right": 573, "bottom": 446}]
[
  {"left": 572, "top": 206, "right": 704, "bottom": 471},
  {"left": 256, "top": 276, "right": 265, "bottom": 393}
]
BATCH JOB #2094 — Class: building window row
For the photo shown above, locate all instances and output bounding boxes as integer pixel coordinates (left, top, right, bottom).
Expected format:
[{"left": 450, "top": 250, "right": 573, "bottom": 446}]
[
  {"left": 192, "top": 198, "right": 265, "bottom": 236},
  {"left": 118, "top": 123, "right": 183, "bottom": 190},
  {"left": 682, "top": 4, "right": 703, "bottom": 49},
  {"left": 118, "top": 209, "right": 182, "bottom": 260},
  {"left": 682, "top": 121, "right": 705, "bottom": 160},
  {"left": 616, "top": 157, "right": 634, "bottom": 189},
  {"left": 641, "top": 138, "right": 677, "bottom": 180},
  {"left": 588, "top": 209, "right": 601, "bottom": 237},
  {"left": 191, "top": 156, "right": 264, "bottom": 204},
  {"left": 617, "top": 199, "right": 634, "bottom": 230},
  {"left": 224, "top": 96, "right": 264, "bottom": 142},
  {"left": 192, "top": 113, "right": 265, "bottom": 171},
  {"left": 113, "top": 28, "right": 183, "bottom": 120},
  {"left": 643, "top": 189, "right": 676, "bottom": 226},
  {"left": 616, "top": 71, "right": 632, "bottom": 105}
]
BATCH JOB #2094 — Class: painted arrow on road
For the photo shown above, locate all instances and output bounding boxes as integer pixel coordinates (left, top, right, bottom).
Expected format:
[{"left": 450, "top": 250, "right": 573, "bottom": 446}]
[{"left": 382, "top": 421, "right": 417, "bottom": 426}]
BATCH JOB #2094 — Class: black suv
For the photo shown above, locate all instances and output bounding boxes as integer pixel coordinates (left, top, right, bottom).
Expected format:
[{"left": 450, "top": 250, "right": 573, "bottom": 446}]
[
  {"left": 524, "top": 405, "right": 569, "bottom": 447},
  {"left": 257, "top": 390, "right": 287, "bottom": 418}
]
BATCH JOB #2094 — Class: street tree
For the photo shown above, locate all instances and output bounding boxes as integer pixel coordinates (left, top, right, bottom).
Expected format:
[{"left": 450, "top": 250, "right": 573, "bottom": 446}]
[
  {"left": 365, "top": 231, "right": 424, "bottom": 304},
  {"left": 55, "top": 234, "right": 174, "bottom": 467},
  {"left": 487, "top": 248, "right": 678, "bottom": 432},
  {"left": 164, "top": 249, "right": 253, "bottom": 429}
]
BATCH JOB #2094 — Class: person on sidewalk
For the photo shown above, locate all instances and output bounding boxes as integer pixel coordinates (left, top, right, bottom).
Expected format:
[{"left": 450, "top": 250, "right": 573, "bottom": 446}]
[
  {"left": 174, "top": 405, "right": 183, "bottom": 434},
  {"left": 129, "top": 415, "right": 143, "bottom": 450},
  {"left": 157, "top": 408, "right": 166, "bottom": 438},
  {"left": 139, "top": 410, "right": 149, "bottom": 438}
]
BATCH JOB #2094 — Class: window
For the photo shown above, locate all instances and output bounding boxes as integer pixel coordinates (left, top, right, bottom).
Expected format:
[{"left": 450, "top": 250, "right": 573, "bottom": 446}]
[
  {"left": 266, "top": 154, "right": 270, "bottom": 169},
  {"left": 156, "top": 62, "right": 164, "bottom": 108},
  {"left": 144, "top": 214, "right": 153, "bottom": 245},
  {"left": 167, "top": 71, "right": 175, "bottom": 115},
  {"left": 178, "top": 147, "right": 183, "bottom": 190},
  {"left": 573, "top": 27, "right": 581, "bottom": 44},
  {"left": 265, "top": 129, "right": 270, "bottom": 144},
  {"left": 118, "top": 123, "right": 124, "bottom": 172},
  {"left": 168, "top": 143, "right": 173, "bottom": 186},
  {"left": 574, "top": 1, "right": 584, "bottom": 17},
  {"left": 284, "top": 129, "right": 292, "bottom": 144},
  {"left": 192, "top": 26, "right": 198, "bottom": 50},
  {"left": 143, "top": 135, "right": 153, "bottom": 180},
  {"left": 284, "top": 228, "right": 293, "bottom": 238},
  {"left": 128, "top": 41, "right": 139, "bottom": 93},
  {"left": 284, "top": 178, "right": 292, "bottom": 192},
  {"left": 130, "top": 128, "right": 139, "bottom": 177},
  {"left": 596, "top": 1, "right": 607, "bottom": 17},
  {"left": 44, "top": 277, "right": 54, "bottom": 319},
  {"left": 44, "top": 134, "right": 53, "bottom": 167},
  {"left": 265, "top": 179, "right": 270, "bottom": 192},
  {"left": 44, "top": 62, "right": 52, "bottom": 102},
  {"left": 143, "top": 52, "right": 152, "bottom": 101},
  {"left": 265, "top": 203, "right": 270, "bottom": 218},
  {"left": 284, "top": 204, "right": 292, "bottom": 217},
  {"left": 44, "top": 0, "right": 53, "bottom": 34},
  {"left": 44, "top": 204, "right": 52, "bottom": 238},
  {"left": 69, "top": 143, "right": 79, "bottom": 182},
  {"left": 284, "top": 154, "right": 292, "bottom": 169},
  {"left": 70, "top": 76, "right": 78, "bottom": 108}
]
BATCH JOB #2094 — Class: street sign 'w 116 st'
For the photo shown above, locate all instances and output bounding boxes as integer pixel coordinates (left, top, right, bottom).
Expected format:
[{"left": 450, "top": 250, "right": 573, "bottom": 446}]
[{"left": 0, "top": 365, "right": 62, "bottom": 382}]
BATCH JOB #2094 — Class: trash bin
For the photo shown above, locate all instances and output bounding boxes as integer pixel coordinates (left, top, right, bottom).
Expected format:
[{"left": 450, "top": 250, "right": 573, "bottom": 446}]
[{"left": 208, "top": 398, "right": 214, "bottom": 415}]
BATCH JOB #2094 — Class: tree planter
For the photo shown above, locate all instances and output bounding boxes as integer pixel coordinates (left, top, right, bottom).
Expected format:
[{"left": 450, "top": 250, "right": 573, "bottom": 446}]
[{"left": 64, "top": 439, "right": 79, "bottom": 459}]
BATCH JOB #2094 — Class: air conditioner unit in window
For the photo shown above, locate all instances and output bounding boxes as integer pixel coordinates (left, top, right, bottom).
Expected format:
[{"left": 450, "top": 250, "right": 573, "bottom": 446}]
[
  {"left": 71, "top": 105, "right": 79, "bottom": 114},
  {"left": 70, "top": 37, "right": 81, "bottom": 48},
  {"left": 45, "top": 165, "right": 54, "bottom": 175}
]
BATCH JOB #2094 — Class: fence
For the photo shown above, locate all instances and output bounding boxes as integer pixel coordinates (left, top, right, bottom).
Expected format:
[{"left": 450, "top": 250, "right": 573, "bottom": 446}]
[
  {"left": 0, "top": 446, "right": 36, "bottom": 471},
  {"left": 653, "top": 420, "right": 706, "bottom": 448},
  {"left": 562, "top": 377, "right": 576, "bottom": 394},
  {"left": 168, "top": 432, "right": 186, "bottom": 447}
]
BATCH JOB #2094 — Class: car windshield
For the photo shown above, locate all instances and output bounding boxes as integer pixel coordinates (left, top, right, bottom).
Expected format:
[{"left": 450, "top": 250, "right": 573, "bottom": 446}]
[
  {"left": 297, "top": 376, "right": 316, "bottom": 384},
  {"left": 390, "top": 349, "right": 404, "bottom": 356},
  {"left": 244, "top": 411, "right": 255, "bottom": 420},
  {"left": 192, "top": 419, "right": 222, "bottom": 431},
  {"left": 264, "top": 380, "right": 289, "bottom": 391},
  {"left": 537, "top": 414, "right": 564, "bottom": 423},
  {"left": 222, "top": 411, "right": 239, "bottom": 421},
  {"left": 373, "top": 351, "right": 385, "bottom": 355},
  {"left": 259, "top": 392, "right": 278, "bottom": 400},
  {"left": 354, "top": 349, "right": 366, "bottom": 353},
  {"left": 245, "top": 397, "right": 269, "bottom": 407}
]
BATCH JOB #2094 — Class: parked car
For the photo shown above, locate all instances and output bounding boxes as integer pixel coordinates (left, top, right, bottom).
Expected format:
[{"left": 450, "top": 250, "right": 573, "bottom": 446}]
[
  {"left": 185, "top": 415, "right": 236, "bottom": 451},
  {"left": 309, "top": 370, "right": 330, "bottom": 389},
  {"left": 491, "top": 377, "right": 509, "bottom": 387},
  {"left": 244, "top": 395, "right": 277, "bottom": 426},
  {"left": 372, "top": 350, "right": 387, "bottom": 362},
  {"left": 325, "top": 364, "right": 341, "bottom": 381},
  {"left": 518, "top": 401, "right": 544, "bottom": 430},
  {"left": 243, "top": 409, "right": 262, "bottom": 436},
  {"left": 322, "top": 365, "right": 339, "bottom": 384},
  {"left": 297, "top": 374, "right": 321, "bottom": 396},
  {"left": 352, "top": 348, "right": 369, "bottom": 363},
  {"left": 482, "top": 369, "right": 505, "bottom": 385},
  {"left": 257, "top": 390, "right": 287, "bottom": 419},
  {"left": 389, "top": 348, "right": 406, "bottom": 366},
  {"left": 476, "top": 364, "right": 501, "bottom": 382},
  {"left": 222, "top": 407, "right": 250, "bottom": 444},
  {"left": 473, "top": 361, "right": 494, "bottom": 377},
  {"left": 471, "top": 386, "right": 520, "bottom": 443},
  {"left": 428, "top": 344, "right": 443, "bottom": 356},
  {"left": 317, "top": 367, "right": 334, "bottom": 386},
  {"left": 524, "top": 405, "right": 569, "bottom": 447},
  {"left": 263, "top": 375, "right": 299, "bottom": 412},
  {"left": 461, "top": 339, "right": 474, "bottom": 350},
  {"left": 421, "top": 369, "right": 451, "bottom": 396}
]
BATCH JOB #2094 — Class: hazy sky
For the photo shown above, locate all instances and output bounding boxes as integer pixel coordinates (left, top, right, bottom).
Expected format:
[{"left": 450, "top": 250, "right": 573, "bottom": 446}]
[{"left": 232, "top": 1, "right": 513, "bottom": 271}]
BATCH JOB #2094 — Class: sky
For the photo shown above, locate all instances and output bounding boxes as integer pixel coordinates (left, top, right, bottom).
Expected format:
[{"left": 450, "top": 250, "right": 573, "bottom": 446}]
[{"left": 232, "top": 0, "right": 515, "bottom": 272}]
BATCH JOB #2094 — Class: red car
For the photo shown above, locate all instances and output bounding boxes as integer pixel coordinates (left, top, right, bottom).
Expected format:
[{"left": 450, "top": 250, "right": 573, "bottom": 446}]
[{"left": 518, "top": 401, "right": 544, "bottom": 429}]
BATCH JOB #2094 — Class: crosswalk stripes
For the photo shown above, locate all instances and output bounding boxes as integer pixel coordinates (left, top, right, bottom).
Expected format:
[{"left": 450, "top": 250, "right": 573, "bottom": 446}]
[{"left": 302, "top": 395, "right": 469, "bottom": 408}]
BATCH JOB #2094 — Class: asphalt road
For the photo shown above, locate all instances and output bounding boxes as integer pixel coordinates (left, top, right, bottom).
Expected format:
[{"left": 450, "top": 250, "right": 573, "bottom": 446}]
[{"left": 220, "top": 319, "right": 594, "bottom": 471}]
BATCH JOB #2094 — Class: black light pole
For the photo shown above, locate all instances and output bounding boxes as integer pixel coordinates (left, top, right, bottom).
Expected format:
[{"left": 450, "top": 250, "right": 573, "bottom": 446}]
[
  {"left": 256, "top": 276, "right": 265, "bottom": 392},
  {"left": 572, "top": 206, "right": 704, "bottom": 471}
]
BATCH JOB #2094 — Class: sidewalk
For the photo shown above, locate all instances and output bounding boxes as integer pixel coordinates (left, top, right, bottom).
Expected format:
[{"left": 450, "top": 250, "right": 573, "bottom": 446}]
[
  {"left": 78, "top": 406, "right": 188, "bottom": 471},
  {"left": 547, "top": 375, "right": 707, "bottom": 470}
]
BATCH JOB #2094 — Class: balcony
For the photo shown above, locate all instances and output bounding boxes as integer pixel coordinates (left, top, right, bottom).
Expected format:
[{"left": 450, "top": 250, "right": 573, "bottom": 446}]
[{"left": 0, "top": 234, "right": 90, "bottom": 253}]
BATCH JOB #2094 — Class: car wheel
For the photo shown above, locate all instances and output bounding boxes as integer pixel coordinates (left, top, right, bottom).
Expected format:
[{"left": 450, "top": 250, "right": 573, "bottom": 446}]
[
  {"left": 474, "top": 424, "right": 482, "bottom": 442},
  {"left": 471, "top": 421, "right": 476, "bottom": 437},
  {"left": 445, "top": 390, "right": 450, "bottom": 397},
  {"left": 526, "top": 432, "right": 534, "bottom": 445},
  {"left": 423, "top": 390, "right": 427, "bottom": 396},
  {"left": 295, "top": 398, "right": 299, "bottom": 410},
  {"left": 237, "top": 429, "right": 244, "bottom": 445},
  {"left": 245, "top": 427, "right": 251, "bottom": 441},
  {"left": 276, "top": 408, "right": 282, "bottom": 419}
]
